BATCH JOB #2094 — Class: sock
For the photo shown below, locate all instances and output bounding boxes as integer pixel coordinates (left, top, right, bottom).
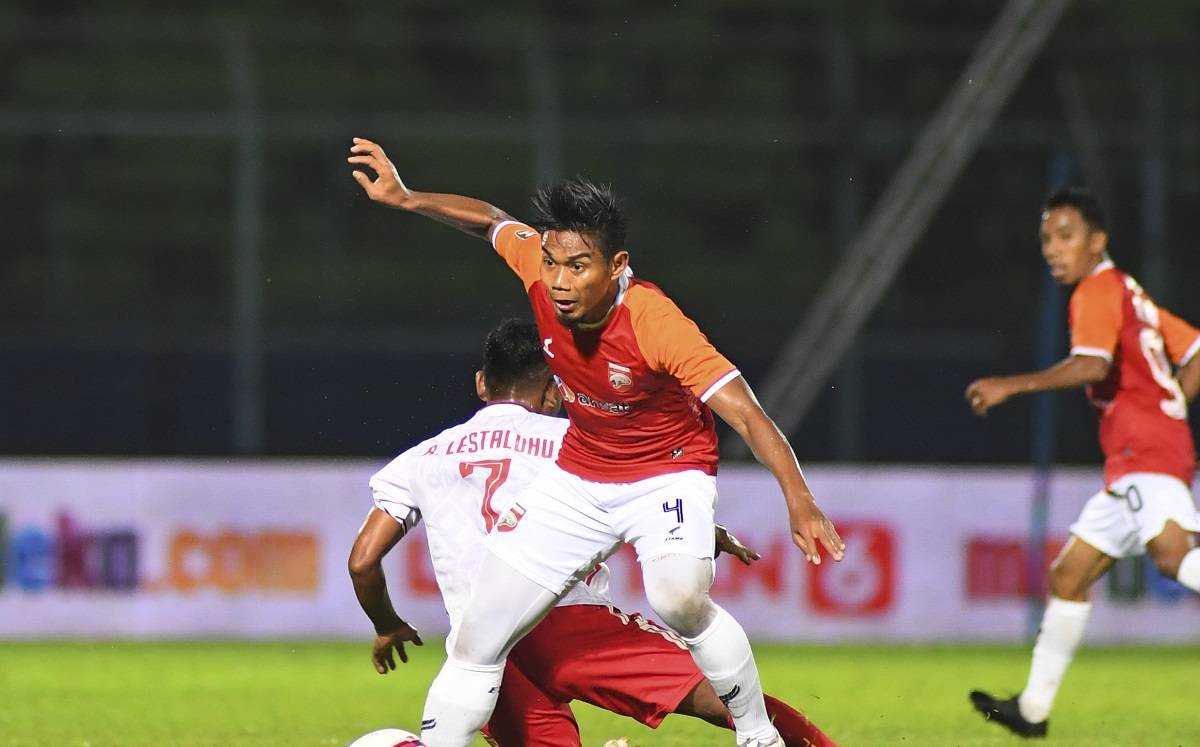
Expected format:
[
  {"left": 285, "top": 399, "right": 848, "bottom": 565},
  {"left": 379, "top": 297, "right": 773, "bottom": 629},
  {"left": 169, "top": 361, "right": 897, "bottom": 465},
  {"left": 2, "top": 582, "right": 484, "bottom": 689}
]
[
  {"left": 1018, "top": 597, "right": 1090, "bottom": 723},
  {"left": 764, "top": 695, "right": 836, "bottom": 747},
  {"left": 683, "top": 605, "right": 778, "bottom": 743},
  {"left": 724, "top": 695, "right": 836, "bottom": 747},
  {"left": 420, "top": 657, "right": 503, "bottom": 747},
  {"left": 1174, "top": 547, "right": 1200, "bottom": 593}
]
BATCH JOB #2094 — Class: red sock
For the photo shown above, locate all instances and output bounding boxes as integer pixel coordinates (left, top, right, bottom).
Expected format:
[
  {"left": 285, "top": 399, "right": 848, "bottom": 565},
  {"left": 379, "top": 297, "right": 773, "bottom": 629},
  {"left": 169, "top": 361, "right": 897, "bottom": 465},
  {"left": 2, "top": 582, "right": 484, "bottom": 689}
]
[{"left": 724, "top": 694, "right": 837, "bottom": 747}]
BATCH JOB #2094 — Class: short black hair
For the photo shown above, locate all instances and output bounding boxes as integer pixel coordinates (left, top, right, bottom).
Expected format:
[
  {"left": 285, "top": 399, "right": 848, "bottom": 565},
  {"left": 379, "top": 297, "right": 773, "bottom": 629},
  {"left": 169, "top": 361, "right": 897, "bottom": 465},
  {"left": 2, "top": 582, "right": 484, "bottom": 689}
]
[
  {"left": 1043, "top": 186, "right": 1107, "bottom": 232},
  {"left": 530, "top": 176, "right": 627, "bottom": 258},
  {"left": 481, "top": 318, "right": 550, "bottom": 392}
]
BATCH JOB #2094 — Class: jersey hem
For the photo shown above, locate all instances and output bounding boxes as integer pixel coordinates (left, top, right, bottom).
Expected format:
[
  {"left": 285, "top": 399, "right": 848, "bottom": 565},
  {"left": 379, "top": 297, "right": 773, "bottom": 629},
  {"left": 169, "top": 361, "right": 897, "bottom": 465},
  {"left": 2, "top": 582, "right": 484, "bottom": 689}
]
[
  {"left": 556, "top": 457, "right": 719, "bottom": 483},
  {"left": 489, "top": 219, "right": 523, "bottom": 245},
  {"left": 699, "top": 368, "right": 741, "bottom": 402},
  {"left": 1179, "top": 336, "right": 1200, "bottom": 367},
  {"left": 1070, "top": 345, "right": 1113, "bottom": 362}
]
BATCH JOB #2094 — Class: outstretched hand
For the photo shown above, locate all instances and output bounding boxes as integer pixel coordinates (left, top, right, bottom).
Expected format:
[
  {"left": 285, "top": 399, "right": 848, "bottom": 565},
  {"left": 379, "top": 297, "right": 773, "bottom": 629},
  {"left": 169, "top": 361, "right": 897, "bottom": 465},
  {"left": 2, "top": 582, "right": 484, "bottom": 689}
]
[
  {"left": 371, "top": 619, "right": 423, "bottom": 674},
  {"left": 348, "top": 138, "right": 416, "bottom": 209},
  {"left": 714, "top": 524, "right": 761, "bottom": 566},
  {"left": 788, "top": 499, "right": 844, "bottom": 565}
]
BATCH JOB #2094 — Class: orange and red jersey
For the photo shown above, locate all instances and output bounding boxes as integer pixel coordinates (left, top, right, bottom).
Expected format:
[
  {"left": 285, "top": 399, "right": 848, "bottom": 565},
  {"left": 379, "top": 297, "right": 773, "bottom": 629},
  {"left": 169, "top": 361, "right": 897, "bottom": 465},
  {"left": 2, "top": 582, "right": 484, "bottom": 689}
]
[
  {"left": 1069, "top": 259, "right": 1200, "bottom": 486},
  {"left": 490, "top": 220, "right": 739, "bottom": 482}
]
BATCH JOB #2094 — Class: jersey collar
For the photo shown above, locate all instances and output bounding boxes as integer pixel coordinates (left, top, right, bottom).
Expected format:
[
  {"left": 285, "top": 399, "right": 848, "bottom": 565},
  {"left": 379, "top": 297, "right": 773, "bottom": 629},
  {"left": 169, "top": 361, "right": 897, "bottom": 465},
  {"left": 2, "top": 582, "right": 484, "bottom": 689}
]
[
  {"left": 478, "top": 401, "right": 540, "bottom": 416},
  {"left": 1090, "top": 256, "right": 1114, "bottom": 276}
]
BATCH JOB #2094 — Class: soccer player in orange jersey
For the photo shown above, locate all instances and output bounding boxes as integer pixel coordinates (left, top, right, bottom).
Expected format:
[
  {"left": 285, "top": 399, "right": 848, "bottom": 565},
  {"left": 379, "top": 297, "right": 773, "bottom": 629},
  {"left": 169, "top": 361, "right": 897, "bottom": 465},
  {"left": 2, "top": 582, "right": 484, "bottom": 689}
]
[
  {"left": 965, "top": 187, "right": 1200, "bottom": 738},
  {"left": 349, "top": 138, "right": 843, "bottom": 747}
]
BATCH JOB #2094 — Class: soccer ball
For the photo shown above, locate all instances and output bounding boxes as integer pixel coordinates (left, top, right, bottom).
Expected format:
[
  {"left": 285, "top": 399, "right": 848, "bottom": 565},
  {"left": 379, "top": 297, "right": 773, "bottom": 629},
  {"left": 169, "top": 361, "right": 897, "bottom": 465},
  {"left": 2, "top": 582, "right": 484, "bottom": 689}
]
[{"left": 346, "top": 727, "right": 425, "bottom": 747}]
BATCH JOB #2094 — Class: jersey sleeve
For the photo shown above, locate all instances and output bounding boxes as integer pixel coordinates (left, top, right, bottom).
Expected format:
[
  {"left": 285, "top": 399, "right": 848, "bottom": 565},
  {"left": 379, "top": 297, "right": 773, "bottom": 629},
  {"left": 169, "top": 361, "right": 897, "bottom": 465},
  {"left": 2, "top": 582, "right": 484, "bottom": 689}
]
[
  {"left": 628, "top": 286, "right": 740, "bottom": 401},
  {"left": 1068, "top": 274, "right": 1123, "bottom": 362},
  {"left": 368, "top": 449, "right": 423, "bottom": 528},
  {"left": 489, "top": 220, "right": 542, "bottom": 291},
  {"left": 1159, "top": 307, "right": 1200, "bottom": 366}
]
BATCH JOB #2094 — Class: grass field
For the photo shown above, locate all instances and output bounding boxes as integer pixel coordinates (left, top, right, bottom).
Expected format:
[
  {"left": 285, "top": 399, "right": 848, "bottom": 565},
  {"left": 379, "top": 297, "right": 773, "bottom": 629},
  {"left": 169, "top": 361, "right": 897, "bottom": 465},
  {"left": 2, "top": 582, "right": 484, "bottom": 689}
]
[{"left": 1, "top": 641, "right": 1196, "bottom": 746}]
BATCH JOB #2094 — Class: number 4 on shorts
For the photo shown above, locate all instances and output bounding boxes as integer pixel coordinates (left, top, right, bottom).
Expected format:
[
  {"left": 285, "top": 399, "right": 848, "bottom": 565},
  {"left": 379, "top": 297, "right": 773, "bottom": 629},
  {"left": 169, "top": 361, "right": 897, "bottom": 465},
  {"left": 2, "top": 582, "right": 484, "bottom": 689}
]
[{"left": 662, "top": 498, "right": 684, "bottom": 524}]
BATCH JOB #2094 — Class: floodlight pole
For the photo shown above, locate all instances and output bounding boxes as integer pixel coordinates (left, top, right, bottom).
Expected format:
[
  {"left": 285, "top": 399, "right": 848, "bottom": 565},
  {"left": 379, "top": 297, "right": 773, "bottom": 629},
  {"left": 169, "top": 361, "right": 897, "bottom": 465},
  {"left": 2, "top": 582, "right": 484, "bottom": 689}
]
[
  {"left": 225, "top": 22, "right": 264, "bottom": 454},
  {"left": 726, "top": 0, "right": 1074, "bottom": 458}
]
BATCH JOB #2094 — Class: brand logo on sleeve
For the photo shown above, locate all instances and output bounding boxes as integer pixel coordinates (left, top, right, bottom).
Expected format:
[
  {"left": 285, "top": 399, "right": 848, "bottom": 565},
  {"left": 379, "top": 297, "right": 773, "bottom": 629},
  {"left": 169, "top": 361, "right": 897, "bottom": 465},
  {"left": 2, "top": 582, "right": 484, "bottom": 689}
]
[{"left": 515, "top": 229, "right": 537, "bottom": 240}]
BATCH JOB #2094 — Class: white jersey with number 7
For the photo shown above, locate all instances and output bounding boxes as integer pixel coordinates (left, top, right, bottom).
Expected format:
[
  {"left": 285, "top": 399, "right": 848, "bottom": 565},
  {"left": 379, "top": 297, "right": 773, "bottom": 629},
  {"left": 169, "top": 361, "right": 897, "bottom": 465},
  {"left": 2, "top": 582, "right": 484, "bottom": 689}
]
[{"left": 368, "top": 402, "right": 612, "bottom": 629}]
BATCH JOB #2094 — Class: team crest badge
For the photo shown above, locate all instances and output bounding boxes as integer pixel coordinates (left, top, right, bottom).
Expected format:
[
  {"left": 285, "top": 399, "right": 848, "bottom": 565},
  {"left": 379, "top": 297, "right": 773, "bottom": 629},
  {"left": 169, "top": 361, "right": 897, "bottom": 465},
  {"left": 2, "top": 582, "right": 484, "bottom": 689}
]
[
  {"left": 608, "top": 362, "right": 633, "bottom": 391},
  {"left": 496, "top": 502, "right": 526, "bottom": 533}
]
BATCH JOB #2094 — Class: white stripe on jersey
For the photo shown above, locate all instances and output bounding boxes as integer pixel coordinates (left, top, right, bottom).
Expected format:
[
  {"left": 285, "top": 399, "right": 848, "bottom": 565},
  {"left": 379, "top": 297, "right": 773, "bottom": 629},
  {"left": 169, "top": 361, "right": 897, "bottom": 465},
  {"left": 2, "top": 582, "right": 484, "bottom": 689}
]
[{"left": 369, "top": 403, "right": 612, "bottom": 628}]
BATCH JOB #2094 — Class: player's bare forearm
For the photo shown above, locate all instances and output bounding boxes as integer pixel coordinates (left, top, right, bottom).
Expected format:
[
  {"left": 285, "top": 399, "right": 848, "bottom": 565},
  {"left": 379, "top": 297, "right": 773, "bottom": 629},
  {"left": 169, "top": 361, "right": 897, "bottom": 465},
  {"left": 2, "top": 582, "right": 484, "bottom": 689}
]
[
  {"left": 708, "top": 377, "right": 844, "bottom": 563},
  {"left": 348, "top": 137, "right": 510, "bottom": 239},
  {"left": 348, "top": 508, "right": 407, "bottom": 633},
  {"left": 404, "top": 190, "right": 509, "bottom": 239},
  {"left": 966, "top": 354, "right": 1109, "bottom": 415}
]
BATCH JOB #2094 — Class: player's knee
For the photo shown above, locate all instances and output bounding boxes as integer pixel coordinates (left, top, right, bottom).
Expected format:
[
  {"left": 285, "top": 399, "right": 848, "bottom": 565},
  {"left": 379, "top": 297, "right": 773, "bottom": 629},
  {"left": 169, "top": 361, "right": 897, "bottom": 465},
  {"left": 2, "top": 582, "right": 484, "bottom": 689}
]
[{"left": 1148, "top": 545, "right": 1185, "bottom": 579}]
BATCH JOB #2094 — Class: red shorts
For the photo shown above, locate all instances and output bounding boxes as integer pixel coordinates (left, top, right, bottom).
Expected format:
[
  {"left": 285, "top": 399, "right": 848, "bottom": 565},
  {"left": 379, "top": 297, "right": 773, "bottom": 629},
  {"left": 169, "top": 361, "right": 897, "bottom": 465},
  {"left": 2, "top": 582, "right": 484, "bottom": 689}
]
[{"left": 486, "top": 604, "right": 706, "bottom": 745}]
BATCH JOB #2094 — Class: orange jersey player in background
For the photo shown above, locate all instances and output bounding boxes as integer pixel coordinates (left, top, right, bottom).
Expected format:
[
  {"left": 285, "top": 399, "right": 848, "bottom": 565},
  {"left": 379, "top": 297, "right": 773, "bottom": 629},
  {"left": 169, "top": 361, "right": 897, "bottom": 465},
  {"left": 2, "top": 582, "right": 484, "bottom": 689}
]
[
  {"left": 349, "top": 137, "right": 843, "bottom": 747},
  {"left": 965, "top": 186, "right": 1200, "bottom": 739}
]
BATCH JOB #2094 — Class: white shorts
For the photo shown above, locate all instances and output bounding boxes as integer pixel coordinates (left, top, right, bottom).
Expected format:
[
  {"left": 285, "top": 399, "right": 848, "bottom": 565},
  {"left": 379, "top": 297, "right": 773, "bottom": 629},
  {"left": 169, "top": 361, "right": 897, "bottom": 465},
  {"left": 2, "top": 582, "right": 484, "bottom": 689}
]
[
  {"left": 485, "top": 464, "right": 718, "bottom": 595},
  {"left": 1069, "top": 472, "right": 1200, "bottom": 558}
]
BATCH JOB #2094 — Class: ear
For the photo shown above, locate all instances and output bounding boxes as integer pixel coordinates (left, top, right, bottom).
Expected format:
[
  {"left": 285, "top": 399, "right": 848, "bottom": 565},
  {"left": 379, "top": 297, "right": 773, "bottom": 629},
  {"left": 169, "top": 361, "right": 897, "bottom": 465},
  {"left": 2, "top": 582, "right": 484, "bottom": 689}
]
[
  {"left": 540, "top": 377, "right": 562, "bottom": 415},
  {"left": 475, "top": 370, "right": 488, "bottom": 402},
  {"left": 1089, "top": 229, "right": 1108, "bottom": 257},
  {"left": 609, "top": 249, "right": 630, "bottom": 280}
]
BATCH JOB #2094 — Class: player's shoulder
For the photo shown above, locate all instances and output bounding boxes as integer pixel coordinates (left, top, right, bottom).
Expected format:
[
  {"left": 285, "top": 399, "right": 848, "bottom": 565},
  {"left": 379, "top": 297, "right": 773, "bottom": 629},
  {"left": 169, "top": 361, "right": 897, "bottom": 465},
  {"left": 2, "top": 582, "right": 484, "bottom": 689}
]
[
  {"left": 625, "top": 280, "right": 686, "bottom": 321},
  {"left": 1072, "top": 264, "right": 1125, "bottom": 302}
]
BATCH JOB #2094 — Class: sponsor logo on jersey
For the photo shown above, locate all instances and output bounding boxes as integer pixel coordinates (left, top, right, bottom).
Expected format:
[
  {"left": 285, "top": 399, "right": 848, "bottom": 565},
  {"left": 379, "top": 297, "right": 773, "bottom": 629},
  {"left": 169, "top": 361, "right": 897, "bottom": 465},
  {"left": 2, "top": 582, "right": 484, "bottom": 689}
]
[
  {"left": 607, "top": 361, "right": 633, "bottom": 391},
  {"left": 575, "top": 392, "right": 631, "bottom": 414}
]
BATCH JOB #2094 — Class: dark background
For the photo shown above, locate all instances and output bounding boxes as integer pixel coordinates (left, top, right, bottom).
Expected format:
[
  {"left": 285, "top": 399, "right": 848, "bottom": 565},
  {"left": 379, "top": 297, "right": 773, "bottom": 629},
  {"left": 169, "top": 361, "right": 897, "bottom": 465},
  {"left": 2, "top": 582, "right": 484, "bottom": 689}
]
[{"left": 3, "top": 1, "right": 1199, "bottom": 465}]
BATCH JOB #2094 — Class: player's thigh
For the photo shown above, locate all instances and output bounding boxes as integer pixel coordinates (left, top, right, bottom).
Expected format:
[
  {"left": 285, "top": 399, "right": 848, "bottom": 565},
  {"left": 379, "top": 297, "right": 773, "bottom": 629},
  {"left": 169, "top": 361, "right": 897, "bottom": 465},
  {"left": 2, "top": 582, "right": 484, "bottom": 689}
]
[
  {"left": 1121, "top": 473, "right": 1200, "bottom": 551},
  {"left": 1049, "top": 536, "right": 1115, "bottom": 600},
  {"left": 451, "top": 551, "right": 559, "bottom": 665},
  {"left": 485, "top": 466, "right": 622, "bottom": 596},
  {"left": 514, "top": 605, "right": 706, "bottom": 729},
  {"left": 486, "top": 658, "right": 580, "bottom": 747},
  {"left": 614, "top": 469, "right": 718, "bottom": 563}
]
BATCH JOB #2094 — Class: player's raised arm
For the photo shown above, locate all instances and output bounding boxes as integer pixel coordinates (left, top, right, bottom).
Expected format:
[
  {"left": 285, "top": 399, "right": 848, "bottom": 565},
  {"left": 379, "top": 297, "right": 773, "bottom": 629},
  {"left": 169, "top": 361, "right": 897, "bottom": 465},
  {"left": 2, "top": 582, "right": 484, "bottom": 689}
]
[
  {"left": 965, "top": 354, "right": 1110, "bottom": 416},
  {"left": 347, "top": 507, "right": 423, "bottom": 673},
  {"left": 707, "top": 377, "right": 845, "bottom": 566},
  {"left": 348, "top": 137, "right": 511, "bottom": 239}
]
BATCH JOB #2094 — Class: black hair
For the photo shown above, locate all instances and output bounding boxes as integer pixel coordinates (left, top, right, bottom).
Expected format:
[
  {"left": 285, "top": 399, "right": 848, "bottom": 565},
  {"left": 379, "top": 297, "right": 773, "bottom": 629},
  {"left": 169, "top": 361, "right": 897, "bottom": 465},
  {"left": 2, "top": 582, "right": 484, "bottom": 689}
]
[
  {"left": 530, "top": 176, "right": 627, "bottom": 258},
  {"left": 481, "top": 318, "right": 550, "bottom": 392},
  {"left": 1043, "top": 186, "right": 1107, "bottom": 232}
]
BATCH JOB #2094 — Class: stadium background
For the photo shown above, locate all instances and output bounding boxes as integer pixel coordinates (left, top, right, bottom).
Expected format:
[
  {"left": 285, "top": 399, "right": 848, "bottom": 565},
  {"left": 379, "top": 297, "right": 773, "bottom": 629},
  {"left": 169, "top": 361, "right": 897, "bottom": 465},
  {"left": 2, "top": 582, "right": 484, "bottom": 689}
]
[{"left": 3, "top": 2, "right": 1200, "bottom": 745}]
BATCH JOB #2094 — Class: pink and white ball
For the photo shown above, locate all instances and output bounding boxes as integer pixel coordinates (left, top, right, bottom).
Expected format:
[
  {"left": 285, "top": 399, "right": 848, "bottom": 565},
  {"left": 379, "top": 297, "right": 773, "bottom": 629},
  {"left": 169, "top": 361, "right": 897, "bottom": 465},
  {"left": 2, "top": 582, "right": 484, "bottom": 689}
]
[{"left": 347, "top": 728, "right": 425, "bottom": 747}]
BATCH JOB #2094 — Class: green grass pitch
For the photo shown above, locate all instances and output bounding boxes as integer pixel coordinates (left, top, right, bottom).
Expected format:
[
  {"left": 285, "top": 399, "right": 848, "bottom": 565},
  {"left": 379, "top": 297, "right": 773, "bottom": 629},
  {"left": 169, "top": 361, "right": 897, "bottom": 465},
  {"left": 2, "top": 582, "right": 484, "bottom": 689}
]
[{"left": 1, "top": 641, "right": 1196, "bottom": 746}]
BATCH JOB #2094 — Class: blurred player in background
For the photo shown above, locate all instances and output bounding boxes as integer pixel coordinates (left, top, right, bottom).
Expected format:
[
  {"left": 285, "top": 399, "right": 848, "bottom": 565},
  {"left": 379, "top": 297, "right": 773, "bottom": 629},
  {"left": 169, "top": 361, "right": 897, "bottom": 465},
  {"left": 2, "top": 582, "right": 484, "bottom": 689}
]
[
  {"left": 349, "top": 137, "right": 843, "bottom": 747},
  {"left": 349, "top": 318, "right": 835, "bottom": 747},
  {"left": 965, "top": 187, "right": 1200, "bottom": 738}
]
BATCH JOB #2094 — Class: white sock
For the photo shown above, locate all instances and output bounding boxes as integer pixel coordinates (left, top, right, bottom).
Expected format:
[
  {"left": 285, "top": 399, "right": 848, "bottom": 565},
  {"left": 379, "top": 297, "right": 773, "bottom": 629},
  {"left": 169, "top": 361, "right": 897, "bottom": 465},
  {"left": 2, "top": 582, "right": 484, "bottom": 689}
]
[
  {"left": 1018, "top": 597, "right": 1091, "bottom": 723},
  {"left": 1174, "top": 547, "right": 1200, "bottom": 593},
  {"left": 420, "top": 657, "right": 503, "bottom": 747},
  {"left": 682, "top": 605, "right": 778, "bottom": 743}
]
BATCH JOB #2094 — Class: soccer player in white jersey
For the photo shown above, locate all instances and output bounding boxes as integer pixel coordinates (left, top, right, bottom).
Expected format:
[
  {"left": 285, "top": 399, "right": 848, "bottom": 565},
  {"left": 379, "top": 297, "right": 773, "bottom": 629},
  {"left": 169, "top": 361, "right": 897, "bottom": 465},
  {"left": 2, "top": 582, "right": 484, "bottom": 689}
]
[{"left": 349, "top": 319, "right": 835, "bottom": 746}]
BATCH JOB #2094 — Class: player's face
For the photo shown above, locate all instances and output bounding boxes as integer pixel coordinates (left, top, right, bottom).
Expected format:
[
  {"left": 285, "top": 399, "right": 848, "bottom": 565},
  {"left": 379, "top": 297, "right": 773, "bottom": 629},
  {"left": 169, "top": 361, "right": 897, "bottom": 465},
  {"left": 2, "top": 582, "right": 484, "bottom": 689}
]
[
  {"left": 540, "top": 230, "right": 629, "bottom": 327},
  {"left": 1039, "top": 206, "right": 1107, "bottom": 286}
]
